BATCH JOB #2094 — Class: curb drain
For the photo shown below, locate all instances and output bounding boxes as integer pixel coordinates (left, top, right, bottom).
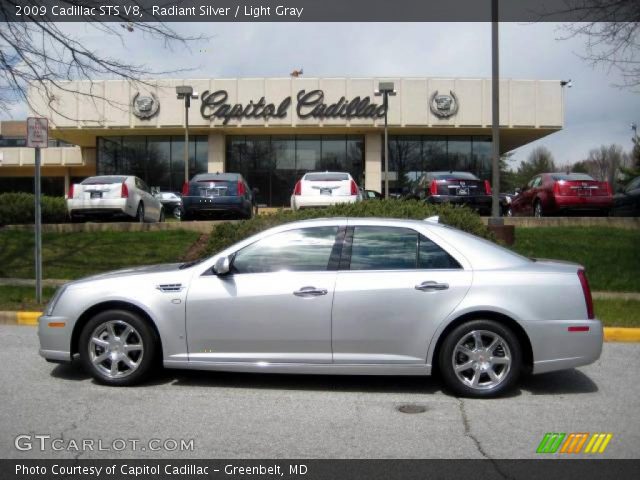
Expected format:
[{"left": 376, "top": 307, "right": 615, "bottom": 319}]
[{"left": 397, "top": 404, "right": 428, "bottom": 414}]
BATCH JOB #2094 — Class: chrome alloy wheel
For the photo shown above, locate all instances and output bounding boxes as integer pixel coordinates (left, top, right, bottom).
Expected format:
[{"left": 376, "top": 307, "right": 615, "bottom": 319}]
[
  {"left": 452, "top": 330, "right": 511, "bottom": 391},
  {"left": 88, "top": 320, "right": 144, "bottom": 379}
]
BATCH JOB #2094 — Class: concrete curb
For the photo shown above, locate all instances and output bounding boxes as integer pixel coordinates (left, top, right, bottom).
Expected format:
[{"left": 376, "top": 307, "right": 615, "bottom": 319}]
[{"left": 2, "top": 311, "right": 639, "bottom": 342}]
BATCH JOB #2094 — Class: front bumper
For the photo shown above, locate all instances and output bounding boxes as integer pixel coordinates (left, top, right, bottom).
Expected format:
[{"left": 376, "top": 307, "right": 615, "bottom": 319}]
[
  {"left": 526, "top": 319, "right": 603, "bottom": 374},
  {"left": 38, "top": 315, "right": 72, "bottom": 363}
]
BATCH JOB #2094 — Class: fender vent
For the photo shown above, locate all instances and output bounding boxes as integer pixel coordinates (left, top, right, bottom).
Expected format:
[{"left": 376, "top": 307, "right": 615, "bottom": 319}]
[{"left": 156, "top": 283, "right": 184, "bottom": 293}]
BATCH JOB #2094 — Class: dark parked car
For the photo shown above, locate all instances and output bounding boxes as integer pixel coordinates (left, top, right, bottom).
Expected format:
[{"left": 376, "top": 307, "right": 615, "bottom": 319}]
[
  {"left": 153, "top": 191, "right": 183, "bottom": 219},
  {"left": 511, "top": 173, "right": 612, "bottom": 217},
  {"left": 360, "top": 188, "right": 382, "bottom": 200},
  {"left": 181, "top": 173, "right": 255, "bottom": 220},
  {"left": 612, "top": 176, "right": 640, "bottom": 217},
  {"left": 408, "top": 171, "right": 500, "bottom": 215}
]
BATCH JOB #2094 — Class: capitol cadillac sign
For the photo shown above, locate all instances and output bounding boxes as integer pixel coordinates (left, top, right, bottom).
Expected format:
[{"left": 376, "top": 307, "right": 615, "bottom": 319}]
[{"left": 131, "top": 89, "right": 460, "bottom": 123}]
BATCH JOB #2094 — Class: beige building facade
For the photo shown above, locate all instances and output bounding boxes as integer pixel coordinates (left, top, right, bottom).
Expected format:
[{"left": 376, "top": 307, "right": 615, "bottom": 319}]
[{"left": 0, "top": 77, "right": 564, "bottom": 205}]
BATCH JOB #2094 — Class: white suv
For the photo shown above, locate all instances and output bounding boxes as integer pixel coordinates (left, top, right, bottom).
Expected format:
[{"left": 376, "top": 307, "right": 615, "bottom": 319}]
[{"left": 290, "top": 172, "right": 361, "bottom": 211}]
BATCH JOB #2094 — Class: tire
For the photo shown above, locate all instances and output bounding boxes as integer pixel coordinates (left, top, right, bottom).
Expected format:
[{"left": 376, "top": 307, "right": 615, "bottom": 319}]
[
  {"left": 438, "top": 319, "right": 522, "bottom": 398},
  {"left": 79, "top": 309, "right": 158, "bottom": 386},
  {"left": 173, "top": 206, "right": 182, "bottom": 220},
  {"left": 533, "top": 200, "right": 543, "bottom": 218},
  {"left": 135, "top": 203, "right": 145, "bottom": 223},
  {"left": 159, "top": 208, "right": 165, "bottom": 223}
]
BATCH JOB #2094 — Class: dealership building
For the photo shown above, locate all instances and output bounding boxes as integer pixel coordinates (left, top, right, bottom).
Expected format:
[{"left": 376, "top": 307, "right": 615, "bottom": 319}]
[{"left": 0, "top": 77, "right": 564, "bottom": 206}]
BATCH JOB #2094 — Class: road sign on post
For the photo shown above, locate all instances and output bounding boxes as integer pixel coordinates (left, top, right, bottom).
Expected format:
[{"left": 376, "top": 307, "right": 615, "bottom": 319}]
[{"left": 27, "top": 117, "right": 48, "bottom": 304}]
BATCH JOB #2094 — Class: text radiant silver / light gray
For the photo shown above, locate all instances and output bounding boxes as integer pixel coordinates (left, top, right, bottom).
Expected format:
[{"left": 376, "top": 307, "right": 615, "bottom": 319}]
[{"left": 38, "top": 217, "right": 602, "bottom": 397}]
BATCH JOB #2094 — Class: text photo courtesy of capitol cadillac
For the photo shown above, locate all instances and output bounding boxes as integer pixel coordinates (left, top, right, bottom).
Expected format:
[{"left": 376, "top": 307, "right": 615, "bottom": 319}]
[{"left": 1, "top": 1, "right": 640, "bottom": 479}]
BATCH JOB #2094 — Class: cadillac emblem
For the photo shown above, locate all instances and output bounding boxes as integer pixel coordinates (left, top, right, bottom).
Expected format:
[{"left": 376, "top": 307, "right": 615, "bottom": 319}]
[
  {"left": 132, "top": 92, "right": 160, "bottom": 119},
  {"left": 429, "top": 90, "right": 459, "bottom": 118}
]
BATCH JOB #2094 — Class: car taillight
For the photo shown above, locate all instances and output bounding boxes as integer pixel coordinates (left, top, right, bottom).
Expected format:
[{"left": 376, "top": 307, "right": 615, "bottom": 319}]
[
  {"left": 605, "top": 182, "right": 611, "bottom": 195},
  {"left": 553, "top": 182, "right": 561, "bottom": 195},
  {"left": 429, "top": 180, "right": 438, "bottom": 196},
  {"left": 350, "top": 179, "right": 358, "bottom": 196},
  {"left": 182, "top": 182, "right": 189, "bottom": 196},
  {"left": 484, "top": 180, "right": 492, "bottom": 195},
  {"left": 237, "top": 181, "right": 246, "bottom": 196},
  {"left": 293, "top": 181, "right": 302, "bottom": 196},
  {"left": 121, "top": 183, "right": 129, "bottom": 198},
  {"left": 577, "top": 269, "right": 594, "bottom": 320},
  {"left": 67, "top": 184, "right": 75, "bottom": 198}
]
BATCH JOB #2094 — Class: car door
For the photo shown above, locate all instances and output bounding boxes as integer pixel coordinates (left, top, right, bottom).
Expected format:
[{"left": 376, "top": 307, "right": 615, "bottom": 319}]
[
  {"left": 137, "top": 178, "right": 161, "bottom": 221},
  {"left": 513, "top": 176, "right": 538, "bottom": 216},
  {"left": 331, "top": 225, "right": 472, "bottom": 364},
  {"left": 185, "top": 225, "right": 341, "bottom": 364}
]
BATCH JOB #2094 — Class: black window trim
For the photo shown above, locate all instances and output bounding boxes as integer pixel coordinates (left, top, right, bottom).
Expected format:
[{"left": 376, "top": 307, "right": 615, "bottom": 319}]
[{"left": 339, "top": 225, "right": 462, "bottom": 272}]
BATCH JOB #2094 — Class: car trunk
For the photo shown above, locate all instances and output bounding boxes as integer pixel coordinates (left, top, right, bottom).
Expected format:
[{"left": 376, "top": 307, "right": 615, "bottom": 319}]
[
  {"left": 433, "top": 178, "right": 487, "bottom": 196},
  {"left": 73, "top": 181, "right": 125, "bottom": 200},
  {"left": 302, "top": 175, "right": 353, "bottom": 197},
  {"left": 554, "top": 179, "right": 610, "bottom": 197},
  {"left": 190, "top": 180, "right": 238, "bottom": 197}
]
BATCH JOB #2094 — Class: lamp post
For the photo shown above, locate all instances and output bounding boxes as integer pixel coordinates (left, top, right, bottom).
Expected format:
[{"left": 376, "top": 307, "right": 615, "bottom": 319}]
[
  {"left": 176, "top": 85, "right": 199, "bottom": 190},
  {"left": 490, "top": 0, "right": 501, "bottom": 220},
  {"left": 375, "top": 82, "right": 396, "bottom": 199},
  {"left": 632, "top": 122, "right": 638, "bottom": 141}
]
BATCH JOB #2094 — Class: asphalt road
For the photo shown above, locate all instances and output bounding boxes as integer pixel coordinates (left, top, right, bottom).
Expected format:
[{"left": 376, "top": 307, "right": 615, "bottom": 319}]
[{"left": 0, "top": 325, "right": 638, "bottom": 459}]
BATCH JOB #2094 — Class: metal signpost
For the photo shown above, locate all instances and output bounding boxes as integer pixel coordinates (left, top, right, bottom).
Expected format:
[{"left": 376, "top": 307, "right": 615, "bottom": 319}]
[{"left": 26, "top": 117, "right": 48, "bottom": 304}]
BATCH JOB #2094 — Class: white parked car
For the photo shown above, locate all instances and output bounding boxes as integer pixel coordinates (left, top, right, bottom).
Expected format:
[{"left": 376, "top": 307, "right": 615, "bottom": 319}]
[
  {"left": 291, "top": 172, "right": 360, "bottom": 210},
  {"left": 67, "top": 175, "right": 164, "bottom": 223}
]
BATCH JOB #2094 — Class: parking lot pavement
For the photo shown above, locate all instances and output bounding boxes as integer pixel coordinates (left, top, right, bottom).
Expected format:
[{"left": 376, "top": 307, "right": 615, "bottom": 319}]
[{"left": 0, "top": 324, "right": 638, "bottom": 460}]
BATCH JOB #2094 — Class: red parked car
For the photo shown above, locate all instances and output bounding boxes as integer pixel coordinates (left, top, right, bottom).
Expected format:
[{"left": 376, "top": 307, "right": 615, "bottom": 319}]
[{"left": 511, "top": 173, "right": 613, "bottom": 217}]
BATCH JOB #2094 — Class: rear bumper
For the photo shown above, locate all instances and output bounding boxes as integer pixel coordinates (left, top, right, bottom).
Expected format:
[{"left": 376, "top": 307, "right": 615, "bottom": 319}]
[
  {"left": 552, "top": 196, "right": 613, "bottom": 212},
  {"left": 67, "top": 198, "right": 129, "bottom": 217},
  {"left": 183, "top": 196, "right": 249, "bottom": 214},
  {"left": 526, "top": 319, "right": 603, "bottom": 374},
  {"left": 293, "top": 195, "right": 358, "bottom": 209},
  {"left": 427, "top": 195, "right": 492, "bottom": 213}
]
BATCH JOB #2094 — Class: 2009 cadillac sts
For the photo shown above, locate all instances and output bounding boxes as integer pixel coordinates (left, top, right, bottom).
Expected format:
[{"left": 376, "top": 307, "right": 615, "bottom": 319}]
[{"left": 38, "top": 217, "right": 602, "bottom": 397}]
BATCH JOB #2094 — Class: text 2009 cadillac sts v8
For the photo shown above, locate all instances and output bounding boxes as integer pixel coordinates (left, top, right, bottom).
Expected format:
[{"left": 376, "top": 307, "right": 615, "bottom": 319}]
[{"left": 38, "top": 217, "right": 602, "bottom": 397}]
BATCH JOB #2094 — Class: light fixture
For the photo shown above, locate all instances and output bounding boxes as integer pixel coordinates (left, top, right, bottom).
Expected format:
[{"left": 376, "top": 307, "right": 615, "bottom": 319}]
[{"left": 560, "top": 79, "right": 573, "bottom": 88}]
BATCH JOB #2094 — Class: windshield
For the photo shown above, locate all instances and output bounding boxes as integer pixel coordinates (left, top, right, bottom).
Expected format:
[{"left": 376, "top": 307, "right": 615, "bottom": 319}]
[
  {"left": 551, "top": 173, "right": 594, "bottom": 181},
  {"left": 82, "top": 176, "right": 127, "bottom": 184}
]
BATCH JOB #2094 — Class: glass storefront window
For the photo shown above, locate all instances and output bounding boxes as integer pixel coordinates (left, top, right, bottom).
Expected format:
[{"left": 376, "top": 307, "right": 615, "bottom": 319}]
[
  {"left": 472, "top": 137, "right": 492, "bottom": 180},
  {"left": 97, "top": 135, "right": 207, "bottom": 193},
  {"left": 296, "top": 137, "right": 321, "bottom": 172},
  {"left": 448, "top": 136, "right": 472, "bottom": 172}
]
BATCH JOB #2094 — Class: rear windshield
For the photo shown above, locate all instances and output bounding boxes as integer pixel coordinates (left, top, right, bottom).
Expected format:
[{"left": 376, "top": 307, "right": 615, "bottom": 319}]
[
  {"left": 430, "top": 172, "right": 479, "bottom": 181},
  {"left": 551, "top": 173, "right": 595, "bottom": 181},
  {"left": 81, "top": 176, "right": 126, "bottom": 185},
  {"left": 305, "top": 173, "right": 349, "bottom": 182}
]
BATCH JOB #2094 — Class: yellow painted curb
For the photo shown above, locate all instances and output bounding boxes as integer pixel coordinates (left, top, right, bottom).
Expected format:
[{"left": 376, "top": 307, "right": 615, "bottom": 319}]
[
  {"left": 603, "top": 327, "right": 640, "bottom": 343},
  {"left": 16, "top": 312, "right": 41, "bottom": 326}
]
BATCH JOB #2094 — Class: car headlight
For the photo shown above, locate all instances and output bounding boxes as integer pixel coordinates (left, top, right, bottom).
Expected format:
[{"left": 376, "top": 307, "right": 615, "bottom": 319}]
[{"left": 44, "top": 285, "right": 67, "bottom": 316}]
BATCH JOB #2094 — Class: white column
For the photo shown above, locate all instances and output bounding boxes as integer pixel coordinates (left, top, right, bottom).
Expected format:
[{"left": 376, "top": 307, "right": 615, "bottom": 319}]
[
  {"left": 364, "top": 133, "right": 382, "bottom": 192},
  {"left": 208, "top": 133, "right": 225, "bottom": 173},
  {"left": 64, "top": 169, "right": 70, "bottom": 197}
]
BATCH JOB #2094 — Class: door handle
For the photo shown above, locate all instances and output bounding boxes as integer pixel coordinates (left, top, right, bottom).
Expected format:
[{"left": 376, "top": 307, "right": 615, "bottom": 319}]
[
  {"left": 415, "top": 281, "right": 449, "bottom": 292},
  {"left": 293, "top": 286, "right": 328, "bottom": 297}
]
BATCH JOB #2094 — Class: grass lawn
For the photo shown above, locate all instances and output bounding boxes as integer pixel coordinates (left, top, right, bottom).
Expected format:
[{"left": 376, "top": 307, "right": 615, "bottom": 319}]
[
  {"left": 594, "top": 299, "right": 640, "bottom": 328},
  {"left": 2, "top": 286, "right": 638, "bottom": 328},
  {"left": 0, "top": 230, "right": 200, "bottom": 280},
  {"left": 511, "top": 227, "right": 640, "bottom": 292}
]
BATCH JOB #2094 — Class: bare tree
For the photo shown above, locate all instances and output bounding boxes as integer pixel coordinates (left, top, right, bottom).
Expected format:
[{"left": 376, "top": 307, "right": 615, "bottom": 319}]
[
  {"left": 582, "top": 144, "right": 627, "bottom": 185},
  {"left": 0, "top": 1, "right": 205, "bottom": 119},
  {"left": 556, "top": 1, "right": 640, "bottom": 90}
]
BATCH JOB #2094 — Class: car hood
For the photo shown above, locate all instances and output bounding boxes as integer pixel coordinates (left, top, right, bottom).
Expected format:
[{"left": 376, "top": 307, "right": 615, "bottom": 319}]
[{"left": 71, "top": 263, "right": 184, "bottom": 285}]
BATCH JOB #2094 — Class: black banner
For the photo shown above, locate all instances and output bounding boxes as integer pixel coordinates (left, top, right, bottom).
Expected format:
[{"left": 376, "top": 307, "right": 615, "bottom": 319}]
[
  {"left": 5, "top": 459, "right": 640, "bottom": 480},
  {"left": 1, "top": 0, "right": 638, "bottom": 22}
]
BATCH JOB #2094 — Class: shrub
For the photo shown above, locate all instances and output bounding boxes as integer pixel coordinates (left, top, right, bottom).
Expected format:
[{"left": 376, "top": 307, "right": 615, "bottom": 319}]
[
  {"left": 206, "top": 200, "right": 493, "bottom": 255},
  {"left": 0, "top": 193, "right": 68, "bottom": 225}
]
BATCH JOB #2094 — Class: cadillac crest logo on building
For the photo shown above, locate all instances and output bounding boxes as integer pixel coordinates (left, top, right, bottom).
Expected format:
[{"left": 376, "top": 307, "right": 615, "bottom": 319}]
[
  {"left": 430, "top": 90, "right": 459, "bottom": 118},
  {"left": 132, "top": 92, "right": 159, "bottom": 119}
]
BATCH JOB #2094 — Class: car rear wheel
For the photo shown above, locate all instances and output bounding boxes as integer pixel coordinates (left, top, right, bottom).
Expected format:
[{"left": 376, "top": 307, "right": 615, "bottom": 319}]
[
  {"left": 135, "top": 203, "right": 145, "bottom": 223},
  {"left": 438, "top": 319, "right": 521, "bottom": 398},
  {"left": 79, "top": 310, "right": 157, "bottom": 386},
  {"left": 533, "top": 200, "right": 543, "bottom": 217}
]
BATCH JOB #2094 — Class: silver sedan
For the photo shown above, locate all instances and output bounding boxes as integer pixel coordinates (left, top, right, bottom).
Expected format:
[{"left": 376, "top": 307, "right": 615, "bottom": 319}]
[{"left": 38, "top": 217, "right": 602, "bottom": 397}]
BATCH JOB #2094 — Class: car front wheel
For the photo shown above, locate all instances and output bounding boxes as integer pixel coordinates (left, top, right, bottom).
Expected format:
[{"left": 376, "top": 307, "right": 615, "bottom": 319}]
[
  {"left": 438, "top": 319, "right": 521, "bottom": 398},
  {"left": 79, "top": 310, "right": 158, "bottom": 386}
]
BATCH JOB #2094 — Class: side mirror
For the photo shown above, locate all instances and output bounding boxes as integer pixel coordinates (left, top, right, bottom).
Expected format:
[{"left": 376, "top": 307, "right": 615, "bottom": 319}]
[
  {"left": 514, "top": 188, "right": 522, "bottom": 194},
  {"left": 213, "top": 256, "right": 231, "bottom": 275}
]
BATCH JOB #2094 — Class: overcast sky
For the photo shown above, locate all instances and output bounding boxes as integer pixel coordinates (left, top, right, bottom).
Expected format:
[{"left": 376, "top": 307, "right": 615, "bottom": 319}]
[{"left": 3, "top": 22, "right": 639, "bottom": 167}]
